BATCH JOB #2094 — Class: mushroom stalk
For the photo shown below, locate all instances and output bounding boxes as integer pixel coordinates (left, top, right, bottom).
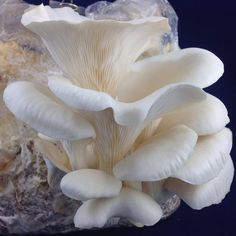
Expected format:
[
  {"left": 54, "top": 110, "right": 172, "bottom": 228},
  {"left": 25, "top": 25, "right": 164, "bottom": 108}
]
[{"left": 89, "top": 110, "right": 142, "bottom": 174}]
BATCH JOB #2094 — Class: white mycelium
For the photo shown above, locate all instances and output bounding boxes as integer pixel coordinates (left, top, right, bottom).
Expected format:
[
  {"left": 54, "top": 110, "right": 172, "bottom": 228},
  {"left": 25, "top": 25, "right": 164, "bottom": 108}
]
[{"left": 3, "top": 4, "right": 233, "bottom": 229}]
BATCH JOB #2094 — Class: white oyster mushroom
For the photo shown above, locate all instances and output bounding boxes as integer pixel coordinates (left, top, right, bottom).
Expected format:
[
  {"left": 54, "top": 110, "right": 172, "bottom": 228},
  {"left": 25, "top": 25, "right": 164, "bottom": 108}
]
[
  {"left": 118, "top": 47, "right": 224, "bottom": 101},
  {"left": 3, "top": 4, "right": 233, "bottom": 229},
  {"left": 48, "top": 76, "right": 205, "bottom": 126},
  {"left": 165, "top": 158, "right": 234, "bottom": 210},
  {"left": 74, "top": 188, "right": 163, "bottom": 229},
  {"left": 3, "top": 81, "right": 95, "bottom": 140},
  {"left": 60, "top": 169, "right": 122, "bottom": 201},
  {"left": 21, "top": 4, "right": 170, "bottom": 96},
  {"left": 114, "top": 127, "right": 232, "bottom": 184},
  {"left": 113, "top": 125, "right": 198, "bottom": 181},
  {"left": 158, "top": 94, "right": 229, "bottom": 135},
  {"left": 172, "top": 128, "right": 232, "bottom": 184}
]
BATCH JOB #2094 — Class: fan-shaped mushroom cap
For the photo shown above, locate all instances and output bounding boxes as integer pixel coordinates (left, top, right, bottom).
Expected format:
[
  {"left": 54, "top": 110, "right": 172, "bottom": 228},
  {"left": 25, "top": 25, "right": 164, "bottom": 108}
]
[
  {"left": 60, "top": 169, "right": 122, "bottom": 201},
  {"left": 74, "top": 187, "right": 163, "bottom": 229}
]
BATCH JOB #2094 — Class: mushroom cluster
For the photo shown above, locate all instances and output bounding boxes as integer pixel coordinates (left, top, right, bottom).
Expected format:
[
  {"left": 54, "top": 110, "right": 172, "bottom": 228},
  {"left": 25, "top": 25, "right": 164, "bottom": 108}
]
[{"left": 3, "top": 4, "right": 233, "bottom": 229}]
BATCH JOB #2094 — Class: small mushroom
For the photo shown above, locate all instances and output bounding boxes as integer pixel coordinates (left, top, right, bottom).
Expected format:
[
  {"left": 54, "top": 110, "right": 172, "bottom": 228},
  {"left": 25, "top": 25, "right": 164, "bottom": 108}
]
[
  {"left": 74, "top": 187, "right": 163, "bottom": 229},
  {"left": 60, "top": 169, "right": 122, "bottom": 201}
]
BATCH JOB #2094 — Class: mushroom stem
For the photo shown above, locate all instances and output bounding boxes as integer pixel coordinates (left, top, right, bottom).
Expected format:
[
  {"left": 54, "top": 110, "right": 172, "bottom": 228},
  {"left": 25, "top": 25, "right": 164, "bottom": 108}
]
[
  {"left": 62, "top": 139, "right": 93, "bottom": 170},
  {"left": 88, "top": 109, "right": 142, "bottom": 175}
]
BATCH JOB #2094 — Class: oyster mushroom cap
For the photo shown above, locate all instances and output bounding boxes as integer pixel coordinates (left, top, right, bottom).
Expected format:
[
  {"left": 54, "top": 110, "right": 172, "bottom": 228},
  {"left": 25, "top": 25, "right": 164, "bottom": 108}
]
[
  {"left": 21, "top": 4, "right": 170, "bottom": 95},
  {"left": 172, "top": 128, "right": 232, "bottom": 185},
  {"left": 158, "top": 93, "right": 229, "bottom": 135},
  {"left": 3, "top": 81, "right": 95, "bottom": 140},
  {"left": 60, "top": 169, "right": 122, "bottom": 201},
  {"left": 165, "top": 157, "right": 234, "bottom": 210},
  {"left": 74, "top": 187, "right": 163, "bottom": 229},
  {"left": 21, "top": 4, "right": 87, "bottom": 25},
  {"left": 48, "top": 76, "right": 206, "bottom": 126},
  {"left": 119, "top": 47, "right": 224, "bottom": 101},
  {"left": 113, "top": 125, "right": 198, "bottom": 181}
]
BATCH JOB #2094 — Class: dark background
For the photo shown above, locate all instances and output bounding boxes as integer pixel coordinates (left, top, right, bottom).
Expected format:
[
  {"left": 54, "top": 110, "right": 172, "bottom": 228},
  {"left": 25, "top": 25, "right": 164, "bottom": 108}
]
[{"left": 24, "top": 1, "right": 236, "bottom": 236}]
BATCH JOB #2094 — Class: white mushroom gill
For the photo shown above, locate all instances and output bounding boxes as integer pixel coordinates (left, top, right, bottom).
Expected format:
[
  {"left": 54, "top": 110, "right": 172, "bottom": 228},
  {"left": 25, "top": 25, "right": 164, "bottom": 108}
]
[{"left": 3, "top": 4, "right": 233, "bottom": 229}]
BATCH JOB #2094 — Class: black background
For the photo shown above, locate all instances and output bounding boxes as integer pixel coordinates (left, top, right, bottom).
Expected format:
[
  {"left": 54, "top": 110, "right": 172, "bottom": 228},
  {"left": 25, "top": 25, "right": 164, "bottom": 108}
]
[{"left": 23, "top": 1, "right": 236, "bottom": 235}]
